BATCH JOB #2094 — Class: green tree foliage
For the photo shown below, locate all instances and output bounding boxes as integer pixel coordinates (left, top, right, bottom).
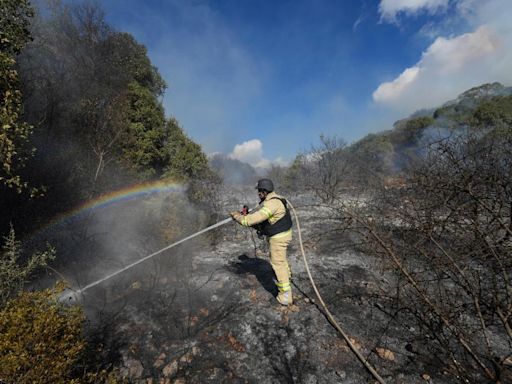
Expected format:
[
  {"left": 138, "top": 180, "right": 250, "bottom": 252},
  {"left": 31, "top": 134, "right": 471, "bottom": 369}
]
[
  {"left": 1, "top": 1, "right": 179, "bottom": 229},
  {"left": 471, "top": 95, "right": 512, "bottom": 129},
  {"left": 163, "top": 117, "right": 221, "bottom": 215},
  {"left": 0, "top": 0, "right": 35, "bottom": 192},
  {"left": 348, "top": 132, "right": 394, "bottom": 175},
  {"left": 0, "top": 283, "right": 85, "bottom": 384},
  {"left": 392, "top": 116, "right": 434, "bottom": 145},
  {"left": 105, "top": 32, "right": 166, "bottom": 97},
  {"left": 17, "top": 2, "right": 168, "bottom": 189},
  {"left": 282, "top": 154, "right": 305, "bottom": 192},
  {"left": 1, "top": 0, "right": 219, "bottom": 232},
  {"left": 163, "top": 118, "right": 210, "bottom": 181},
  {"left": 0, "top": 225, "right": 55, "bottom": 306},
  {"left": 120, "top": 82, "right": 166, "bottom": 178},
  {"left": 347, "top": 116, "right": 436, "bottom": 177}
]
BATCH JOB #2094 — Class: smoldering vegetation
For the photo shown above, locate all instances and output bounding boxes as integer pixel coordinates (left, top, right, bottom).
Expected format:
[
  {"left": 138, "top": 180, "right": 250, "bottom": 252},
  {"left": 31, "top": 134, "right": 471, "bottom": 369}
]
[{"left": 26, "top": 186, "right": 240, "bottom": 381}]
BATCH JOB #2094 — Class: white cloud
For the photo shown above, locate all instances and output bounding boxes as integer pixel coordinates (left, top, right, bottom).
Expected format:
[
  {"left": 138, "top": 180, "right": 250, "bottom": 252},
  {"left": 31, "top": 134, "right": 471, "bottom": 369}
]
[
  {"left": 373, "top": 66, "right": 421, "bottom": 103},
  {"left": 229, "top": 140, "right": 265, "bottom": 165},
  {"left": 379, "top": 0, "right": 449, "bottom": 22},
  {"left": 425, "top": 26, "right": 498, "bottom": 72},
  {"left": 373, "top": 0, "right": 512, "bottom": 113},
  {"left": 228, "top": 139, "right": 288, "bottom": 169},
  {"left": 374, "top": 26, "right": 499, "bottom": 105}
]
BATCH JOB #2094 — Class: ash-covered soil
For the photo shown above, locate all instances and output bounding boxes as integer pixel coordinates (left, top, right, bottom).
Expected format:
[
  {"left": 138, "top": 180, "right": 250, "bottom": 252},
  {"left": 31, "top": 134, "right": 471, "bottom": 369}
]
[{"left": 68, "top": 190, "right": 454, "bottom": 384}]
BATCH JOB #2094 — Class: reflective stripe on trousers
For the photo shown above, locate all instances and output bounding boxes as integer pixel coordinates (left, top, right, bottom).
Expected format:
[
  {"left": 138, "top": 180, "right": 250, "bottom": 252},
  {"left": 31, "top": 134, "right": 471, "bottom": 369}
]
[{"left": 269, "top": 230, "right": 292, "bottom": 293}]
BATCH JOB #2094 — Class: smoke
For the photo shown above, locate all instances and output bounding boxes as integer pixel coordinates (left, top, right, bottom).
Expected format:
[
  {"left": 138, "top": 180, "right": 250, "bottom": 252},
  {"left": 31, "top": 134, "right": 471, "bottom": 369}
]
[
  {"left": 29, "top": 187, "right": 208, "bottom": 310},
  {"left": 209, "top": 153, "right": 259, "bottom": 186}
]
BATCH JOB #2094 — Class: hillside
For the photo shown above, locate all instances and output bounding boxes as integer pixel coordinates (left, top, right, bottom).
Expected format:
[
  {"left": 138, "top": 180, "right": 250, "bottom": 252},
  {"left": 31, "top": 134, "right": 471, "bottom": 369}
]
[{"left": 349, "top": 82, "right": 512, "bottom": 174}]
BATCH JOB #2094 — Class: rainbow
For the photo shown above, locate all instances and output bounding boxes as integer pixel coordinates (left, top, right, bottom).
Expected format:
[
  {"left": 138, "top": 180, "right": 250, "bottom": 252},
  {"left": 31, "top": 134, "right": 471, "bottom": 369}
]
[{"left": 34, "top": 179, "right": 186, "bottom": 235}]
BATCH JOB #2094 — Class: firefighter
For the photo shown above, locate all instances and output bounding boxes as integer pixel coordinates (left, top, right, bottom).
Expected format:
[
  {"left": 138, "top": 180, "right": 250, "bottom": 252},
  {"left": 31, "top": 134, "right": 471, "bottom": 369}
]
[{"left": 230, "top": 179, "right": 293, "bottom": 306}]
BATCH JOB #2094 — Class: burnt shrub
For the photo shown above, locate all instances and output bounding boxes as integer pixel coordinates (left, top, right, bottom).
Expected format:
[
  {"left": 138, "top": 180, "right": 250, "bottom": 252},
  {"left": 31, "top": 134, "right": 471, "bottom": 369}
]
[{"left": 336, "top": 130, "right": 512, "bottom": 383}]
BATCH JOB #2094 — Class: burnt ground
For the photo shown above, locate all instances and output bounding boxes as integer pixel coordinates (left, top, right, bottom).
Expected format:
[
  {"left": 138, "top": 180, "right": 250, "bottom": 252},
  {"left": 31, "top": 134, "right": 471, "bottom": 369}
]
[{"left": 65, "top": 191, "right": 459, "bottom": 384}]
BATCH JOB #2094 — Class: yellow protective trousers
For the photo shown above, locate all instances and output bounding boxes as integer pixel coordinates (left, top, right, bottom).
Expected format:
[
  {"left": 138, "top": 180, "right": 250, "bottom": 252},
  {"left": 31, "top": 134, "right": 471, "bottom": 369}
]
[{"left": 269, "top": 229, "right": 292, "bottom": 293}]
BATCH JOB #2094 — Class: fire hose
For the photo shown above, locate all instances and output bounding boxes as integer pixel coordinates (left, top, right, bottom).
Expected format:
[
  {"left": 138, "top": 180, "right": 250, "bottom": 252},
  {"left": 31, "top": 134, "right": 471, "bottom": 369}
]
[
  {"left": 61, "top": 200, "right": 385, "bottom": 383},
  {"left": 286, "top": 200, "right": 386, "bottom": 384}
]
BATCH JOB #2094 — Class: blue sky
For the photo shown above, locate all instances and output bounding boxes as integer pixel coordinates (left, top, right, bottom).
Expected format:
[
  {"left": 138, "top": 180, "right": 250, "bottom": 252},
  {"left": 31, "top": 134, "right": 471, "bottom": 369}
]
[{"left": 99, "top": 0, "right": 512, "bottom": 167}]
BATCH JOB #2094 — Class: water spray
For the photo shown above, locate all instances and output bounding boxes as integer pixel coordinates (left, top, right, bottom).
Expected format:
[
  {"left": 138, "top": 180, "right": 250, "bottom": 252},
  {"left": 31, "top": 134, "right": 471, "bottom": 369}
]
[
  {"left": 60, "top": 216, "right": 235, "bottom": 304},
  {"left": 58, "top": 199, "right": 386, "bottom": 382}
]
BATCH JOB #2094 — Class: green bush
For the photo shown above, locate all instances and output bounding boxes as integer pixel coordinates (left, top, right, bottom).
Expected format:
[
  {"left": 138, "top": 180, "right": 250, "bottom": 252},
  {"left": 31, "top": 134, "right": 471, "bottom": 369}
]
[
  {"left": 0, "top": 225, "right": 55, "bottom": 306},
  {"left": 0, "top": 283, "right": 85, "bottom": 384},
  {"left": 0, "top": 0, "right": 35, "bottom": 192}
]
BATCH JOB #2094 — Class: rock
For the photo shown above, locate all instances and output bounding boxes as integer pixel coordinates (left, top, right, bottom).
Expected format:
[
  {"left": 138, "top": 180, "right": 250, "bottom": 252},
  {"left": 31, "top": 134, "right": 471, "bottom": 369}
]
[
  {"left": 422, "top": 373, "right": 431, "bottom": 381},
  {"left": 173, "top": 378, "right": 186, "bottom": 384},
  {"left": 153, "top": 353, "right": 167, "bottom": 368},
  {"left": 162, "top": 360, "right": 178, "bottom": 378},
  {"left": 123, "top": 358, "right": 144, "bottom": 379},
  {"left": 199, "top": 307, "right": 209, "bottom": 316},
  {"left": 348, "top": 337, "right": 363, "bottom": 350},
  {"left": 226, "top": 333, "right": 245, "bottom": 352},
  {"left": 303, "top": 373, "right": 318, "bottom": 384},
  {"left": 336, "top": 370, "right": 346, "bottom": 379},
  {"left": 192, "top": 346, "right": 201, "bottom": 356},
  {"left": 375, "top": 347, "right": 395, "bottom": 361},
  {"left": 189, "top": 315, "right": 199, "bottom": 327},
  {"left": 179, "top": 352, "right": 193, "bottom": 363},
  {"left": 249, "top": 289, "right": 258, "bottom": 302}
]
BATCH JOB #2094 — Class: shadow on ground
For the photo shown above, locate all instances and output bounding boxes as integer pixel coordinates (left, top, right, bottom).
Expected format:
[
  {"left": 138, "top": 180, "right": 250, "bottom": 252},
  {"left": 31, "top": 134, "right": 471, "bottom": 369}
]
[{"left": 227, "top": 254, "right": 277, "bottom": 296}]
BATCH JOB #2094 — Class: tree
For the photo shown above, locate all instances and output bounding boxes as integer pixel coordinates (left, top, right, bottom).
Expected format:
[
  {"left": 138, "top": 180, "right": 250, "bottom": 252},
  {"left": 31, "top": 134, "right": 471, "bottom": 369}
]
[
  {"left": 119, "top": 81, "right": 166, "bottom": 178},
  {"left": 471, "top": 95, "right": 512, "bottom": 130},
  {"left": 295, "top": 135, "right": 349, "bottom": 203},
  {"left": 264, "top": 164, "right": 289, "bottom": 192},
  {"left": 0, "top": 0, "right": 35, "bottom": 192},
  {"left": 163, "top": 118, "right": 210, "bottom": 181},
  {"left": 1, "top": 0, "right": 171, "bottom": 221},
  {"left": 347, "top": 132, "right": 394, "bottom": 184}
]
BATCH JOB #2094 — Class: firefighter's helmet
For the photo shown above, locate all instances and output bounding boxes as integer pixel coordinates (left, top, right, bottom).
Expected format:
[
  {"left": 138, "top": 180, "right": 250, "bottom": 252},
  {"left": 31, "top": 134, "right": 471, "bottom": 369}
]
[{"left": 255, "top": 178, "right": 274, "bottom": 192}]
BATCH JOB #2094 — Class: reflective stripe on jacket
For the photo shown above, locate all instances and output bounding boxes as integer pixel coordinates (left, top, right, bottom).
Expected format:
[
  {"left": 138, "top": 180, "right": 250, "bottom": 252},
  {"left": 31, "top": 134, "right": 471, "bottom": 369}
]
[{"left": 237, "top": 191, "right": 291, "bottom": 237}]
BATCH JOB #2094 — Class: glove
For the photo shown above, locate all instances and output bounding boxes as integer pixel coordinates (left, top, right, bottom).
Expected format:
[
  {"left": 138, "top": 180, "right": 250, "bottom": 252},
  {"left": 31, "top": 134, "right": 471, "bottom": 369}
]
[{"left": 230, "top": 211, "right": 242, "bottom": 221}]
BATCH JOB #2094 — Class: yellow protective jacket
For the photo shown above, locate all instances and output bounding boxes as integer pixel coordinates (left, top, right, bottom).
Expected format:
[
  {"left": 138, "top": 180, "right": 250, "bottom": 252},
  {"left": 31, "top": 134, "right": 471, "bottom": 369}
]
[{"left": 235, "top": 191, "right": 292, "bottom": 239}]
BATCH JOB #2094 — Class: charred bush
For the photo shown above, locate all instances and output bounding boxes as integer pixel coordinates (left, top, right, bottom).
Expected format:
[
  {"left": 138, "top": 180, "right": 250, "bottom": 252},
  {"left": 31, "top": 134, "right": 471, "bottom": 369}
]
[
  {"left": 290, "top": 135, "right": 350, "bottom": 204},
  {"left": 336, "top": 130, "right": 512, "bottom": 383}
]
